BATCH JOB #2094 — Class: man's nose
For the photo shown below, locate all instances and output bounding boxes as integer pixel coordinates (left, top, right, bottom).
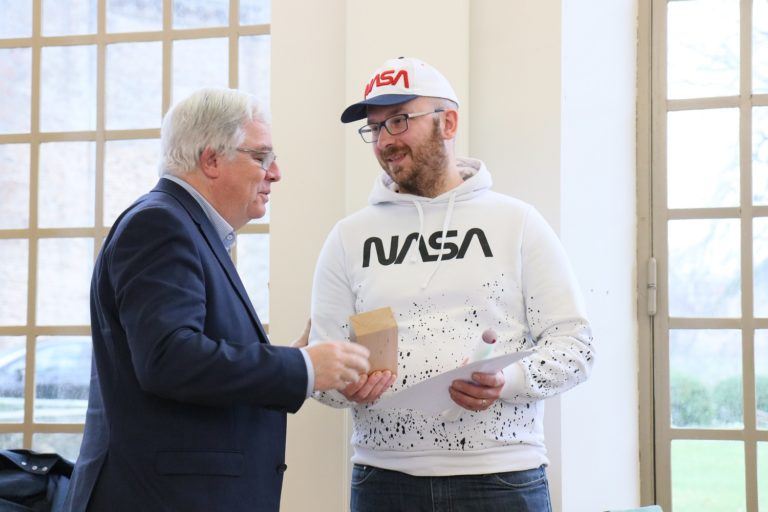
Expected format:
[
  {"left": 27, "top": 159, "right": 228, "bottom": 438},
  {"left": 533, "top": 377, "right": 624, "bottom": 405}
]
[{"left": 266, "top": 161, "right": 281, "bottom": 182}]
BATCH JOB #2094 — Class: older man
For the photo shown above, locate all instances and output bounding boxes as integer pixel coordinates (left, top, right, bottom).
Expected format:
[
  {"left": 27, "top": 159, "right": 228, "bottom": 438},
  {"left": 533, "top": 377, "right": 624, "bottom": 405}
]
[{"left": 64, "top": 88, "right": 369, "bottom": 512}]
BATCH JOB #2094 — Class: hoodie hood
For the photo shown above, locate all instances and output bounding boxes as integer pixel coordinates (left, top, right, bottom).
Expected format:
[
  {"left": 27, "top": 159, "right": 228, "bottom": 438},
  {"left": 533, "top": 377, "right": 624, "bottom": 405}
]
[
  {"left": 367, "top": 157, "right": 491, "bottom": 206},
  {"left": 366, "top": 157, "right": 491, "bottom": 288}
]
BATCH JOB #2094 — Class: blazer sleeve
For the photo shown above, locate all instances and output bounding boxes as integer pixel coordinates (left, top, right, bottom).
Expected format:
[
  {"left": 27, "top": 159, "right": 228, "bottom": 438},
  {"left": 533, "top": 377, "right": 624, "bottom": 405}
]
[{"left": 98, "top": 200, "right": 307, "bottom": 411}]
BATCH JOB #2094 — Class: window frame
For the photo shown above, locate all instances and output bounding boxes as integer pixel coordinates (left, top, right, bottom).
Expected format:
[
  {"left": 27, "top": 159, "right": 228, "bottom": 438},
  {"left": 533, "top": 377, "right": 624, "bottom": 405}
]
[
  {"left": 639, "top": 0, "right": 768, "bottom": 509},
  {"left": 0, "top": 0, "right": 272, "bottom": 454}
]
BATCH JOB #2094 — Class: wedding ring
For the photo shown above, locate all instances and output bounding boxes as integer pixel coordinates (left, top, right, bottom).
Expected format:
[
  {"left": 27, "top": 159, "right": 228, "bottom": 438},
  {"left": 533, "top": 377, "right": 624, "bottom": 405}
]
[{"left": 481, "top": 399, "right": 488, "bottom": 406}]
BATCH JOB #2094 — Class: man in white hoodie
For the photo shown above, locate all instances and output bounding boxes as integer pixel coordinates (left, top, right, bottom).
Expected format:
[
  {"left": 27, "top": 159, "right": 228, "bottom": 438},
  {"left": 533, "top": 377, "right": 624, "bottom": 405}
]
[{"left": 308, "top": 57, "right": 595, "bottom": 512}]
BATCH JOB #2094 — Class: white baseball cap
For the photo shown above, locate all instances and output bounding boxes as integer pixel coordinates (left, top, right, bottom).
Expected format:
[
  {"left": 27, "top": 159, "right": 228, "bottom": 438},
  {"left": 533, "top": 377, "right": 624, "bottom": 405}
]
[{"left": 340, "top": 57, "right": 459, "bottom": 123}]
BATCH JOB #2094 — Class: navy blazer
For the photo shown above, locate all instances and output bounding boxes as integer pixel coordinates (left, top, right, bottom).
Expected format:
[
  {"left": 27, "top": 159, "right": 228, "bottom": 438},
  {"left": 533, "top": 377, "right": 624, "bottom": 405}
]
[{"left": 63, "top": 179, "right": 308, "bottom": 511}]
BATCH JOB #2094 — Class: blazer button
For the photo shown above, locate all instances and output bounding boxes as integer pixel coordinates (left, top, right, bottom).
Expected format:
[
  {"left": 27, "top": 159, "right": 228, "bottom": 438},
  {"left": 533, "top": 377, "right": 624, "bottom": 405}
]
[{"left": 276, "top": 463, "right": 288, "bottom": 474}]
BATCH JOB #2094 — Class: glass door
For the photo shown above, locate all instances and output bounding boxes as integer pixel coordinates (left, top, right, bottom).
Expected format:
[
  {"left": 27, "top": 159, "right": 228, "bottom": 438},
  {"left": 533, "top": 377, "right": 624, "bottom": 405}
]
[{"left": 651, "top": 0, "right": 768, "bottom": 510}]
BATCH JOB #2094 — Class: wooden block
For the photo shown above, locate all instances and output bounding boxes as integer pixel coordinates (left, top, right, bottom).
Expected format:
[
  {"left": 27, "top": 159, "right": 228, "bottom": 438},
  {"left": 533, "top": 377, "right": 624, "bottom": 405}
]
[{"left": 349, "top": 307, "right": 398, "bottom": 373}]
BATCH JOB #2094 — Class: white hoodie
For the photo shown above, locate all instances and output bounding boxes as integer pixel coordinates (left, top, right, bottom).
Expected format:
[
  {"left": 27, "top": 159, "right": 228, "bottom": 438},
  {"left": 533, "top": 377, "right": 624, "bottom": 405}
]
[{"left": 310, "top": 158, "right": 594, "bottom": 476}]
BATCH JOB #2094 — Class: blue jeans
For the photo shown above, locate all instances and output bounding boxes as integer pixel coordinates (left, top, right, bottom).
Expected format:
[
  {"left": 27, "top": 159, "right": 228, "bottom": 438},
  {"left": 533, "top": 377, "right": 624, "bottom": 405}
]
[{"left": 350, "top": 464, "right": 552, "bottom": 512}]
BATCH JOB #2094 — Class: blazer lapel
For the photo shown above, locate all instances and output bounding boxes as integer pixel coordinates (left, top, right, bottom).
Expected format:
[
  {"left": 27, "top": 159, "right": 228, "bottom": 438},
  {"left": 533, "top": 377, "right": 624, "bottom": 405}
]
[{"left": 151, "top": 179, "right": 270, "bottom": 343}]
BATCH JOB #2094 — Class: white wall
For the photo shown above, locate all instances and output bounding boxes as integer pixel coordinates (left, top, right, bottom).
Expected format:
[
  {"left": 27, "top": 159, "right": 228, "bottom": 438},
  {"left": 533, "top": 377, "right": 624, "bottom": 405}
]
[
  {"left": 270, "top": 2, "right": 349, "bottom": 510},
  {"left": 560, "top": 1, "right": 640, "bottom": 509},
  {"left": 270, "top": 1, "right": 639, "bottom": 510}
]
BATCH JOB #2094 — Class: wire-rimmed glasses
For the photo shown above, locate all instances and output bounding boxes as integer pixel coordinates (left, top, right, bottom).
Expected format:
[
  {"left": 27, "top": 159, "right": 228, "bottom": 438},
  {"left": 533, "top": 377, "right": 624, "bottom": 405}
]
[
  {"left": 236, "top": 147, "right": 277, "bottom": 171},
  {"left": 358, "top": 109, "right": 445, "bottom": 143}
]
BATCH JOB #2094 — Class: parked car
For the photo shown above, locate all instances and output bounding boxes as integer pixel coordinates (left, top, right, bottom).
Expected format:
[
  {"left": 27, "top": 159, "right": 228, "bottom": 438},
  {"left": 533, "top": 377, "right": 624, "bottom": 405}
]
[{"left": 0, "top": 338, "right": 92, "bottom": 400}]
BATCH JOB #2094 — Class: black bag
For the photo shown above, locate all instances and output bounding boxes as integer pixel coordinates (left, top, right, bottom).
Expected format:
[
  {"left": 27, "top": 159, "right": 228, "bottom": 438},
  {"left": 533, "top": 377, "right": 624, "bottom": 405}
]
[{"left": 0, "top": 449, "right": 74, "bottom": 512}]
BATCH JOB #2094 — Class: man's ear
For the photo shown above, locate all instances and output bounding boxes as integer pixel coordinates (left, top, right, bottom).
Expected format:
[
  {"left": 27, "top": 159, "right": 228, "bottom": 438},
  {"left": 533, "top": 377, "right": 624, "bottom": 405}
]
[
  {"left": 441, "top": 109, "right": 458, "bottom": 139},
  {"left": 199, "top": 147, "right": 220, "bottom": 178}
]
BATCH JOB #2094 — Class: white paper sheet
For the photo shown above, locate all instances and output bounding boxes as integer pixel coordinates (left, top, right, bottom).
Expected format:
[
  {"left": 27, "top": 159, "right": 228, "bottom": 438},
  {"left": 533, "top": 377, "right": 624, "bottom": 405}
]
[{"left": 369, "top": 350, "right": 533, "bottom": 414}]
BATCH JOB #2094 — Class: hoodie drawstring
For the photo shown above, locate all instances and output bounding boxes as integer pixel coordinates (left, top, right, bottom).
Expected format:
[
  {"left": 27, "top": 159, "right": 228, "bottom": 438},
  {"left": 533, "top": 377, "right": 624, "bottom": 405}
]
[
  {"left": 410, "top": 201, "right": 426, "bottom": 263},
  {"left": 421, "top": 191, "right": 457, "bottom": 289}
]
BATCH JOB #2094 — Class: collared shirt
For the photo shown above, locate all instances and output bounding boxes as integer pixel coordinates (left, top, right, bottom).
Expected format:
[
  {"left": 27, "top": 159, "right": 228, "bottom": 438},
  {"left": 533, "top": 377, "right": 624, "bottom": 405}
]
[
  {"left": 163, "top": 174, "right": 237, "bottom": 252},
  {"left": 161, "top": 174, "right": 314, "bottom": 397}
]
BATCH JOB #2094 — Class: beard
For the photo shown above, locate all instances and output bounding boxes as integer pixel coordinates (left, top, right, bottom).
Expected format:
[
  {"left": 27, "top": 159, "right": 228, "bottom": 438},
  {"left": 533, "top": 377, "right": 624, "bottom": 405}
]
[{"left": 378, "top": 121, "right": 450, "bottom": 197}]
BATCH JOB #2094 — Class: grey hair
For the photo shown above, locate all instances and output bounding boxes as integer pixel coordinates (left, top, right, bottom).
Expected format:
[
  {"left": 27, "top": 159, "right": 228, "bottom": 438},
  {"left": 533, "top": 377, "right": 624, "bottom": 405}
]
[
  {"left": 159, "top": 88, "right": 268, "bottom": 176},
  {"left": 430, "top": 97, "right": 458, "bottom": 111}
]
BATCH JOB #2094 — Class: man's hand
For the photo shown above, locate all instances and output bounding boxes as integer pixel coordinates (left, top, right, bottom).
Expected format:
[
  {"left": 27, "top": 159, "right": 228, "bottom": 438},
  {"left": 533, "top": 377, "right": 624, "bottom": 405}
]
[
  {"left": 340, "top": 370, "right": 397, "bottom": 404},
  {"left": 305, "top": 342, "right": 371, "bottom": 391},
  {"left": 448, "top": 370, "right": 505, "bottom": 412}
]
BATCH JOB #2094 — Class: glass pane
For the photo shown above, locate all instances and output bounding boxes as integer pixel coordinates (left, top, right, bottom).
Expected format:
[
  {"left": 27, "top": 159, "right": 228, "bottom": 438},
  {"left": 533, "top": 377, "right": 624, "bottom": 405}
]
[
  {"left": 671, "top": 440, "right": 745, "bottom": 511},
  {"left": 757, "top": 330, "right": 768, "bottom": 430},
  {"left": 42, "top": 0, "right": 96, "bottom": 36},
  {"left": 240, "top": 34, "right": 270, "bottom": 223},
  {"left": 0, "top": 240, "right": 28, "bottom": 325},
  {"left": 106, "top": 0, "right": 162, "bottom": 33},
  {"left": 106, "top": 42, "right": 162, "bottom": 129},
  {"left": 33, "top": 336, "right": 91, "bottom": 423},
  {"left": 0, "top": 337, "right": 26, "bottom": 423},
  {"left": 41, "top": 45, "right": 97, "bottom": 132},
  {"left": 32, "top": 433, "right": 83, "bottom": 461},
  {"left": 667, "top": 109, "right": 739, "bottom": 208},
  {"left": 668, "top": 219, "right": 741, "bottom": 317},
  {"left": 670, "top": 329, "right": 742, "bottom": 429},
  {"left": 173, "top": 0, "right": 228, "bottom": 29},
  {"left": 36, "top": 238, "right": 93, "bottom": 326},
  {"left": 754, "top": 0, "right": 768, "bottom": 94},
  {"left": 0, "top": 0, "right": 32, "bottom": 38},
  {"left": 667, "top": 0, "right": 739, "bottom": 99},
  {"left": 0, "top": 48, "right": 31, "bottom": 134},
  {"left": 104, "top": 139, "right": 160, "bottom": 226},
  {"left": 239, "top": 35, "right": 271, "bottom": 112},
  {"left": 0, "top": 144, "right": 30, "bottom": 228},
  {"left": 0, "top": 433, "right": 23, "bottom": 448},
  {"left": 754, "top": 106, "right": 768, "bottom": 206},
  {"left": 39, "top": 142, "right": 96, "bottom": 228},
  {"left": 757, "top": 219, "right": 768, "bottom": 318},
  {"left": 240, "top": 0, "right": 270, "bottom": 24},
  {"left": 760, "top": 442, "right": 768, "bottom": 510},
  {"left": 236, "top": 234, "right": 269, "bottom": 323},
  {"left": 172, "top": 38, "right": 228, "bottom": 104}
]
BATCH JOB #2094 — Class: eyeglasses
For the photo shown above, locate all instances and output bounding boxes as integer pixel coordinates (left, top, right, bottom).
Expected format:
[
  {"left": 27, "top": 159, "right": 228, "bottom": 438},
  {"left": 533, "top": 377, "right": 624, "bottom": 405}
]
[
  {"left": 235, "top": 147, "right": 277, "bottom": 171},
  {"left": 358, "top": 109, "right": 445, "bottom": 143}
]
